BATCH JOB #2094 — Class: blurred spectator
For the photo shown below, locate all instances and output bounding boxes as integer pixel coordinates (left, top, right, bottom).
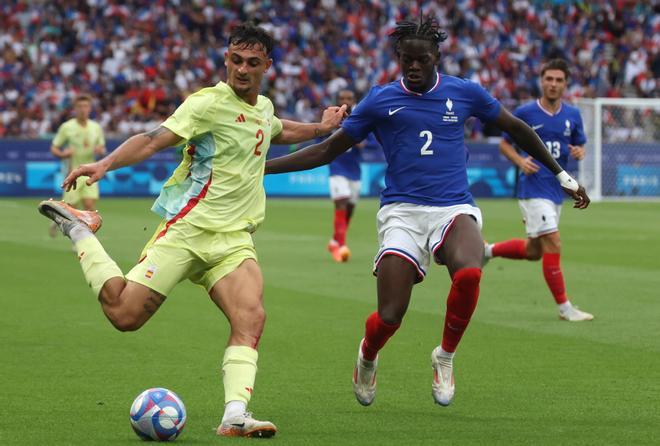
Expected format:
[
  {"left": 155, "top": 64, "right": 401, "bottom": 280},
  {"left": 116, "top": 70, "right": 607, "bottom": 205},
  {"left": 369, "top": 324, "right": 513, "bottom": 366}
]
[{"left": 0, "top": 0, "right": 657, "bottom": 139}]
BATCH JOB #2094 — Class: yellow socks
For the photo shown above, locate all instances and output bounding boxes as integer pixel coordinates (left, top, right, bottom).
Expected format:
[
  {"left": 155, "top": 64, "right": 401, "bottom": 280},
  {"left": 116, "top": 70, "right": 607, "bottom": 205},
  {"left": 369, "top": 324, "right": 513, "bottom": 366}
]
[
  {"left": 222, "top": 346, "right": 258, "bottom": 405},
  {"left": 75, "top": 236, "right": 123, "bottom": 297}
]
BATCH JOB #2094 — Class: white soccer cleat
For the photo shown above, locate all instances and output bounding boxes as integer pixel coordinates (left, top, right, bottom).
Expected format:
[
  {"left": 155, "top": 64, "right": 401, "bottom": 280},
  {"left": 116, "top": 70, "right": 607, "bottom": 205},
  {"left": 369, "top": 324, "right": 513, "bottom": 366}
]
[
  {"left": 559, "top": 305, "right": 594, "bottom": 322},
  {"left": 353, "top": 338, "right": 377, "bottom": 406},
  {"left": 431, "top": 347, "right": 455, "bottom": 406},
  {"left": 216, "top": 412, "right": 277, "bottom": 438}
]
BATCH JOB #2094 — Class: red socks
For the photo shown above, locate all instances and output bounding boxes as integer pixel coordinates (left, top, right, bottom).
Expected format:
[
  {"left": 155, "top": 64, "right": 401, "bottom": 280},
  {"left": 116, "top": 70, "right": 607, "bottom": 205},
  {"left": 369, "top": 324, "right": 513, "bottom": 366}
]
[
  {"left": 493, "top": 240, "right": 568, "bottom": 304},
  {"left": 492, "top": 239, "right": 527, "bottom": 259},
  {"left": 362, "top": 312, "right": 400, "bottom": 361},
  {"left": 542, "top": 253, "right": 568, "bottom": 304},
  {"left": 441, "top": 268, "right": 482, "bottom": 353},
  {"left": 333, "top": 209, "right": 348, "bottom": 246},
  {"left": 362, "top": 268, "right": 482, "bottom": 358}
]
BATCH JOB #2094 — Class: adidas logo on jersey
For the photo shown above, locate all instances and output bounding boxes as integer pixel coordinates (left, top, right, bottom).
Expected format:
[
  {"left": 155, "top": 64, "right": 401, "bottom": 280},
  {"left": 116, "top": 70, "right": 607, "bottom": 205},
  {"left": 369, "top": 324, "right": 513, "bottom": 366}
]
[{"left": 235, "top": 114, "right": 246, "bottom": 123}]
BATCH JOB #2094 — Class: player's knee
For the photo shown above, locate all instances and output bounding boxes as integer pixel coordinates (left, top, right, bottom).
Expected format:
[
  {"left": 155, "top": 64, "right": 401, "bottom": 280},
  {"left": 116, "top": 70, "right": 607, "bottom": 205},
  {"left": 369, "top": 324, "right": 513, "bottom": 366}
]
[
  {"left": 378, "top": 307, "right": 405, "bottom": 325},
  {"left": 229, "top": 307, "right": 266, "bottom": 347},
  {"left": 540, "top": 234, "right": 561, "bottom": 254},
  {"left": 236, "top": 303, "right": 267, "bottom": 331},
  {"left": 527, "top": 250, "right": 543, "bottom": 261},
  {"left": 548, "top": 239, "right": 561, "bottom": 253},
  {"left": 252, "top": 306, "right": 267, "bottom": 329},
  {"left": 108, "top": 312, "right": 145, "bottom": 332}
]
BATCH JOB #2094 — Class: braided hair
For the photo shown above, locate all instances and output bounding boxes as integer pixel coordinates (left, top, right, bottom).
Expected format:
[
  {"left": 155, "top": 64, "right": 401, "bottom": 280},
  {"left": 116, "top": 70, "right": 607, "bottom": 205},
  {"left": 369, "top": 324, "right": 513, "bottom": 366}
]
[{"left": 389, "top": 15, "right": 448, "bottom": 53}]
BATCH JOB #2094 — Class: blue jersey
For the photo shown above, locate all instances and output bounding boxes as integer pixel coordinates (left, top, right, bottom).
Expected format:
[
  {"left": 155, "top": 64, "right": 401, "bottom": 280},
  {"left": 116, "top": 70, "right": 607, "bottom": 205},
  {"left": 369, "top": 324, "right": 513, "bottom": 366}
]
[
  {"left": 503, "top": 100, "right": 586, "bottom": 204},
  {"left": 341, "top": 74, "right": 501, "bottom": 207},
  {"left": 329, "top": 146, "right": 361, "bottom": 180}
]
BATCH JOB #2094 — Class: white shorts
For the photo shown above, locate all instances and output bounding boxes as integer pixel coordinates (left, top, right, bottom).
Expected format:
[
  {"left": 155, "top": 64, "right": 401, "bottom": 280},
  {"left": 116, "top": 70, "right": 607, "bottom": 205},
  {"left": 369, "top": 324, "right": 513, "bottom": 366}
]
[
  {"left": 518, "top": 198, "right": 562, "bottom": 238},
  {"left": 329, "top": 175, "right": 361, "bottom": 203},
  {"left": 374, "top": 202, "right": 483, "bottom": 282}
]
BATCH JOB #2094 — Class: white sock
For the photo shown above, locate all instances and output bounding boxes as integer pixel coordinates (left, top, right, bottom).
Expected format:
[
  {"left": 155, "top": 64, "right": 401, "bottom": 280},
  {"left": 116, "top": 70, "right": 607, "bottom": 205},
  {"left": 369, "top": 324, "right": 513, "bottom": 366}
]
[
  {"left": 484, "top": 243, "right": 493, "bottom": 258},
  {"left": 69, "top": 225, "right": 93, "bottom": 244},
  {"left": 558, "top": 301, "right": 572, "bottom": 313},
  {"left": 222, "top": 400, "right": 247, "bottom": 423}
]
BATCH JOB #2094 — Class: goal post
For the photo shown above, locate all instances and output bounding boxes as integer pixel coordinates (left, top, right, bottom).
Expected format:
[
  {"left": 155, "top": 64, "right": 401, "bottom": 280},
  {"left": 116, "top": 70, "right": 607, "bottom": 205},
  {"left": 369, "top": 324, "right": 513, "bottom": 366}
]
[{"left": 576, "top": 98, "right": 660, "bottom": 201}]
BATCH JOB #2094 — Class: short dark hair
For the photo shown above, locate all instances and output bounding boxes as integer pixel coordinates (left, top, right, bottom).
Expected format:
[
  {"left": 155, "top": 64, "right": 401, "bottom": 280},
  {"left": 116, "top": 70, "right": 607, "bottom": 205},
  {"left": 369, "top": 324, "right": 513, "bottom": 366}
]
[
  {"left": 541, "top": 59, "right": 570, "bottom": 79},
  {"left": 389, "top": 14, "right": 448, "bottom": 53},
  {"left": 228, "top": 22, "right": 274, "bottom": 55},
  {"left": 336, "top": 89, "right": 355, "bottom": 101},
  {"left": 74, "top": 94, "right": 92, "bottom": 104}
]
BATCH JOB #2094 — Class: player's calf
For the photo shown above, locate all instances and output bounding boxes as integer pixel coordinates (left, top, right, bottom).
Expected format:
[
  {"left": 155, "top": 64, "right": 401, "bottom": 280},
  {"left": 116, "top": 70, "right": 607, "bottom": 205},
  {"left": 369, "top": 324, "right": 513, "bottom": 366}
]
[{"left": 96, "top": 281, "right": 166, "bottom": 332}]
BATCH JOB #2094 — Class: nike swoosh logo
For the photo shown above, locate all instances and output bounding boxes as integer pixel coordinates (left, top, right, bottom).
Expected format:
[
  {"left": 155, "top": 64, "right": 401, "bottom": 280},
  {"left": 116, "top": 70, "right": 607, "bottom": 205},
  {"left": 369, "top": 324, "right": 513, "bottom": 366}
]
[
  {"left": 230, "top": 423, "right": 245, "bottom": 428},
  {"left": 388, "top": 106, "right": 405, "bottom": 116},
  {"left": 532, "top": 124, "right": 544, "bottom": 130}
]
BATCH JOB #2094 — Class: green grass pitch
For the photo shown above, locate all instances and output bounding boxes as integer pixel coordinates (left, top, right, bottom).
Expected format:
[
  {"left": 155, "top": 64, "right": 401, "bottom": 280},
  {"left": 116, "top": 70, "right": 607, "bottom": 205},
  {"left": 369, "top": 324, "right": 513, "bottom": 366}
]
[{"left": 1, "top": 197, "right": 659, "bottom": 445}]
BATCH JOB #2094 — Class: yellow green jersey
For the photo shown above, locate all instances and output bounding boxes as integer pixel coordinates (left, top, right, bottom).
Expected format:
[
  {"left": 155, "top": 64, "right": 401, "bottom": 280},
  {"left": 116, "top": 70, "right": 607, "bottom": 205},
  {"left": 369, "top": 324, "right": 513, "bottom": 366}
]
[
  {"left": 52, "top": 119, "right": 105, "bottom": 172},
  {"left": 155, "top": 81, "right": 283, "bottom": 233}
]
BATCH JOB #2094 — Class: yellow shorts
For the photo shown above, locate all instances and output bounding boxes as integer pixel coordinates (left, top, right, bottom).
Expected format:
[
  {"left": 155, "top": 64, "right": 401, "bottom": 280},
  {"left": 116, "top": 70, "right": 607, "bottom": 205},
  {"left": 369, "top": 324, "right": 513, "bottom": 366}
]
[
  {"left": 63, "top": 176, "right": 99, "bottom": 205},
  {"left": 125, "top": 218, "right": 257, "bottom": 296}
]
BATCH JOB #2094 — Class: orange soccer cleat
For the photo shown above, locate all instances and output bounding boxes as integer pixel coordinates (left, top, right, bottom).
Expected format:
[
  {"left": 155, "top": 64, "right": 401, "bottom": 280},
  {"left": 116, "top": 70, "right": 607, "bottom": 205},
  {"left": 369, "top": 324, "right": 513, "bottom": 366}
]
[
  {"left": 327, "top": 239, "right": 343, "bottom": 262},
  {"left": 38, "top": 199, "right": 102, "bottom": 236},
  {"left": 338, "top": 245, "right": 351, "bottom": 262}
]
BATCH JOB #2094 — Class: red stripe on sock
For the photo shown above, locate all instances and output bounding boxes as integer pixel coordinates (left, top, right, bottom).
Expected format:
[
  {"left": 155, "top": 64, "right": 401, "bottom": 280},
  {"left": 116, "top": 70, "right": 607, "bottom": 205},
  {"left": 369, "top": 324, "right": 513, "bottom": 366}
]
[
  {"left": 441, "top": 268, "right": 481, "bottom": 353},
  {"left": 542, "top": 253, "right": 567, "bottom": 304},
  {"left": 333, "top": 209, "right": 348, "bottom": 246},
  {"left": 492, "top": 239, "right": 527, "bottom": 259},
  {"left": 362, "top": 312, "right": 400, "bottom": 361}
]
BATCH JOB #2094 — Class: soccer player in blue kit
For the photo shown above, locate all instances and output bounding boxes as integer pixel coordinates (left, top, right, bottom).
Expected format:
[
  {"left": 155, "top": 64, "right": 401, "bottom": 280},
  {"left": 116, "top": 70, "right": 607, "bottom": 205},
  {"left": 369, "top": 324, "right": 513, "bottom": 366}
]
[
  {"left": 266, "top": 17, "right": 590, "bottom": 406},
  {"left": 327, "top": 89, "right": 365, "bottom": 263},
  {"left": 484, "top": 59, "right": 594, "bottom": 322}
]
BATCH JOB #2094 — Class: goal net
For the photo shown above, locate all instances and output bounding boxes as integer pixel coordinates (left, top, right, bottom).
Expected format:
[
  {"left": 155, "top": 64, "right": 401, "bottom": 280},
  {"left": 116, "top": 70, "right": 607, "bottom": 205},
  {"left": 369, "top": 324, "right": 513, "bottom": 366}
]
[{"left": 576, "top": 98, "right": 660, "bottom": 201}]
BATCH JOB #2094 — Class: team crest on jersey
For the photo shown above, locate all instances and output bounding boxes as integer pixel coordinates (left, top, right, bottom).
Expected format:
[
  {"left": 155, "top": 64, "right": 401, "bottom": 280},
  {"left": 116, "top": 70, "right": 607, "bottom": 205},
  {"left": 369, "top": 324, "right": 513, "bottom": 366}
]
[
  {"left": 564, "top": 119, "right": 571, "bottom": 136},
  {"left": 443, "top": 98, "right": 458, "bottom": 123},
  {"left": 260, "top": 111, "right": 271, "bottom": 127}
]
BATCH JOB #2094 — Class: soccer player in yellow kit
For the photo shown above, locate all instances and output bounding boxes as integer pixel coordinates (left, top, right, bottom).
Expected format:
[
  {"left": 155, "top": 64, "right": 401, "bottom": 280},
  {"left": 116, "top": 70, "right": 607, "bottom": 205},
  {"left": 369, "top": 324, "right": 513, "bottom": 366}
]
[
  {"left": 38, "top": 23, "right": 346, "bottom": 438},
  {"left": 49, "top": 95, "right": 106, "bottom": 235}
]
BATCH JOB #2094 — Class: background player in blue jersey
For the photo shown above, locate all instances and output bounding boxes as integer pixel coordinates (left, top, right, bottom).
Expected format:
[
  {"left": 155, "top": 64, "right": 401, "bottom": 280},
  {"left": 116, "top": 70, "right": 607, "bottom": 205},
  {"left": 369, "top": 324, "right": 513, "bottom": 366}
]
[
  {"left": 484, "top": 59, "right": 594, "bottom": 322},
  {"left": 265, "top": 17, "right": 589, "bottom": 407},
  {"left": 327, "top": 89, "right": 365, "bottom": 263}
]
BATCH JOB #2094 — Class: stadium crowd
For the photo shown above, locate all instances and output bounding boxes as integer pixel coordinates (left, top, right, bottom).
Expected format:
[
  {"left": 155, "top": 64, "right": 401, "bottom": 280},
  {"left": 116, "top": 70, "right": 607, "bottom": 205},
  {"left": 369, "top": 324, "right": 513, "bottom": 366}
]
[{"left": 0, "top": 0, "right": 658, "bottom": 138}]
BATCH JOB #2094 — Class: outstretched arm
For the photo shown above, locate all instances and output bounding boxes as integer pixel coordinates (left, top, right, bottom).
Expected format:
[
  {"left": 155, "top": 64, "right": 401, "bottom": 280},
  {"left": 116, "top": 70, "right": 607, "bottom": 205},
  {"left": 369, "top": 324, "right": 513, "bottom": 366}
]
[
  {"left": 266, "top": 129, "right": 357, "bottom": 174},
  {"left": 494, "top": 108, "right": 590, "bottom": 209},
  {"left": 272, "top": 105, "right": 347, "bottom": 145},
  {"left": 499, "top": 139, "right": 539, "bottom": 175},
  {"left": 62, "top": 126, "right": 182, "bottom": 191},
  {"left": 50, "top": 144, "right": 72, "bottom": 159}
]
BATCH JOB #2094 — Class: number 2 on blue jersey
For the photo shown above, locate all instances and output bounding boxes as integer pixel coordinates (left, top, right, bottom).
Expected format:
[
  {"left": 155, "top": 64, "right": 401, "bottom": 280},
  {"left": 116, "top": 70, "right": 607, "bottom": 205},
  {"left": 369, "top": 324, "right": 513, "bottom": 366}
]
[{"left": 420, "top": 130, "right": 433, "bottom": 156}]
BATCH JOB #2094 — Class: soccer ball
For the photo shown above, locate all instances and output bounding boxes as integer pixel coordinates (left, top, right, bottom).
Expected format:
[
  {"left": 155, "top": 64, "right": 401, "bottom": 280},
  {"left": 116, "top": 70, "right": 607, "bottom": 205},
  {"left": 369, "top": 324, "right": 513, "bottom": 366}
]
[{"left": 129, "top": 388, "right": 187, "bottom": 441}]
